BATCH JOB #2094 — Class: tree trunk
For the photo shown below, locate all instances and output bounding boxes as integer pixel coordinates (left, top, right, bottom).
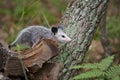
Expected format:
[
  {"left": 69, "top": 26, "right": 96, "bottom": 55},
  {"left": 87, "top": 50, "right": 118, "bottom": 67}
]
[
  {"left": 98, "top": 4, "right": 112, "bottom": 57},
  {"left": 58, "top": 0, "right": 109, "bottom": 80}
]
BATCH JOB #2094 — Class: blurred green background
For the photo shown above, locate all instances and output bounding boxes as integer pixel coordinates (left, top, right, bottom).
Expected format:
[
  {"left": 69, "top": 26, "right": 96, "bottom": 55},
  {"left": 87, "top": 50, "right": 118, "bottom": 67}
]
[
  {"left": 0, "top": 0, "right": 120, "bottom": 50},
  {"left": 0, "top": 0, "right": 67, "bottom": 44}
]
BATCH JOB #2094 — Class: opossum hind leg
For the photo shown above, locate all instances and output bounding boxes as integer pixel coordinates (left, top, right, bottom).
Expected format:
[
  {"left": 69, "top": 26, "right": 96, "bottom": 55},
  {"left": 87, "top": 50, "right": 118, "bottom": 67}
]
[{"left": 20, "top": 32, "right": 33, "bottom": 47}]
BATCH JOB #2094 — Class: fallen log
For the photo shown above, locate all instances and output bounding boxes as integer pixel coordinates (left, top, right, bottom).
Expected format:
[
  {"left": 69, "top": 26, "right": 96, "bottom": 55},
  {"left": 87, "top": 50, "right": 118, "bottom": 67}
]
[
  {"left": 0, "top": 43, "right": 9, "bottom": 72},
  {"left": 14, "top": 39, "right": 60, "bottom": 73},
  {"left": 0, "top": 39, "right": 62, "bottom": 80}
]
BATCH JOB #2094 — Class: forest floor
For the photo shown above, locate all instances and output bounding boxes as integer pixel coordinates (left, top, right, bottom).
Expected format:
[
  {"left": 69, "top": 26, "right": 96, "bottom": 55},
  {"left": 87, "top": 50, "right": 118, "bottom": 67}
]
[{"left": 85, "top": 40, "right": 120, "bottom": 64}]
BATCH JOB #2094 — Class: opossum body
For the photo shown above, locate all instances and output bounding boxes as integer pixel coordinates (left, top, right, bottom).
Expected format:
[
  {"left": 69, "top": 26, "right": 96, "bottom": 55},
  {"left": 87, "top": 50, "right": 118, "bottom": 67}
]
[{"left": 9, "top": 26, "right": 71, "bottom": 49}]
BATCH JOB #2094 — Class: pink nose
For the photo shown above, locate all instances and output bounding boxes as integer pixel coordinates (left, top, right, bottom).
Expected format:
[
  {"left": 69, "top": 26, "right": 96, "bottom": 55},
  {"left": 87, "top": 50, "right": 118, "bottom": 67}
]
[{"left": 68, "top": 38, "right": 72, "bottom": 43}]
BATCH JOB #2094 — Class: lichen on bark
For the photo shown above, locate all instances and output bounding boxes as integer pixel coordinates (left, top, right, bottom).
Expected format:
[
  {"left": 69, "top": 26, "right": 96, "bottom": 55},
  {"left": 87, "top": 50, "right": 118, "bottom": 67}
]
[{"left": 57, "top": 0, "right": 109, "bottom": 80}]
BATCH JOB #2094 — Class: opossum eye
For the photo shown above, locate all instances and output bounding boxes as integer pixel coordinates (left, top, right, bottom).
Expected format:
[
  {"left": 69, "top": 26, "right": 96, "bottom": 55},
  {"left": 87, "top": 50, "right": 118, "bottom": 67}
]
[{"left": 62, "top": 35, "right": 65, "bottom": 38}]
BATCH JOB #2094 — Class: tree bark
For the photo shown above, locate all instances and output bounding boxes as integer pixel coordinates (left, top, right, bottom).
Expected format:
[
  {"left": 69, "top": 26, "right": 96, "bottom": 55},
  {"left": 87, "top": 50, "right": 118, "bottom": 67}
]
[
  {"left": 57, "top": 0, "right": 109, "bottom": 80},
  {"left": 98, "top": 4, "right": 112, "bottom": 57}
]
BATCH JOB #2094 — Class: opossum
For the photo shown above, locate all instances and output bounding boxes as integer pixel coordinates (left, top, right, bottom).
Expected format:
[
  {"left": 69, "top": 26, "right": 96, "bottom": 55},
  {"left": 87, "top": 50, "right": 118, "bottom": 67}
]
[{"left": 8, "top": 25, "right": 71, "bottom": 49}]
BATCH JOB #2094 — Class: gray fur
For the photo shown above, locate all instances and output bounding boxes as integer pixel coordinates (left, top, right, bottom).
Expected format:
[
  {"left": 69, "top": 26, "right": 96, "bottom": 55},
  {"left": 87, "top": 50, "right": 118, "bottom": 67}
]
[
  {"left": 9, "top": 26, "right": 55, "bottom": 48},
  {"left": 9, "top": 25, "right": 72, "bottom": 49}
]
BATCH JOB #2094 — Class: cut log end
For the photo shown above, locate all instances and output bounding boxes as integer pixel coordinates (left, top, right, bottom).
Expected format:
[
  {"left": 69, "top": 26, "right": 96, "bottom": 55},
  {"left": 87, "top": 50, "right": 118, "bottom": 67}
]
[
  {"left": 0, "top": 39, "right": 62, "bottom": 80},
  {"left": 14, "top": 39, "right": 60, "bottom": 73}
]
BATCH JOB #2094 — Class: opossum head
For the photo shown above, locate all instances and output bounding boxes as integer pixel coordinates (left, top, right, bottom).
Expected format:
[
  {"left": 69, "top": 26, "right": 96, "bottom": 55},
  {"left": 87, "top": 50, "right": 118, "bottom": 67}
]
[{"left": 51, "top": 26, "right": 71, "bottom": 43}]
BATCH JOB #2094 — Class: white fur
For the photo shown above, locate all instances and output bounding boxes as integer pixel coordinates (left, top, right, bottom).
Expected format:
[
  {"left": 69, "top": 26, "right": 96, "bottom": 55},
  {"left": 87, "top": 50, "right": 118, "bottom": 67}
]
[{"left": 55, "top": 29, "right": 71, "bottom": 43}]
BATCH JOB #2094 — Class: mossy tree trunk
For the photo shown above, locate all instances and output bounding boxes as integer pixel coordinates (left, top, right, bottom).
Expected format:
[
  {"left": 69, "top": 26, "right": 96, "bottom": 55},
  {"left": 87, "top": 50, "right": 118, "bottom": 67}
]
[{"left": 58, "top": 0, "right": 109, "bottom": 80}]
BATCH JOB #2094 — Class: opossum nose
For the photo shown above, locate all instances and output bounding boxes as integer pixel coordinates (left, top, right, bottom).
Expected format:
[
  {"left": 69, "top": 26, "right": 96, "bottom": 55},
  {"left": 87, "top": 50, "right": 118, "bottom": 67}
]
[{"left": 68, "top": 38, "right": 72, "bottom": 42}]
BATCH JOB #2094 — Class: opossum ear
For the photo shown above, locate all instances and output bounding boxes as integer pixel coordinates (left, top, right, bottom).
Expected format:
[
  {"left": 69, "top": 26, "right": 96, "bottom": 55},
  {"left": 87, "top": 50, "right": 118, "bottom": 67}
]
[
  {"left": 58, "top": 25, "right": 63, "bottom": 30},
  {"left": 51, "top": 27, "right": 58, "bottom": 35}
]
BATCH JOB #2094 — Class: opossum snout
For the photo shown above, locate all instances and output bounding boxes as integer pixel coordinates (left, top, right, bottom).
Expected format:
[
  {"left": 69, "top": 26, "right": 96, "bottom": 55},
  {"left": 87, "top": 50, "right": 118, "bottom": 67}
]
[
  {"left": 68, "top": 38, "right": 72, "bottom": 42},
  {"left": 66, "top": 37, "right": 72, "bottom": 43}
]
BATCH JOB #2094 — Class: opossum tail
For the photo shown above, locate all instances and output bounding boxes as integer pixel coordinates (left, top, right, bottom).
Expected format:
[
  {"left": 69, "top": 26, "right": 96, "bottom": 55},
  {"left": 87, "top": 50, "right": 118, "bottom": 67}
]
[{"left": 8, "top": 42, "right": 16, "bottom": 49}]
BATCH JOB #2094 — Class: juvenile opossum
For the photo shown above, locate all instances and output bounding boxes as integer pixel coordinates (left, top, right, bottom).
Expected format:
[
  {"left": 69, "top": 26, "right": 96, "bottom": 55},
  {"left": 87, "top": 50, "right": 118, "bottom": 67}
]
[{"left": 9, "top": 25, "right": 71, "bottom": 49}]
